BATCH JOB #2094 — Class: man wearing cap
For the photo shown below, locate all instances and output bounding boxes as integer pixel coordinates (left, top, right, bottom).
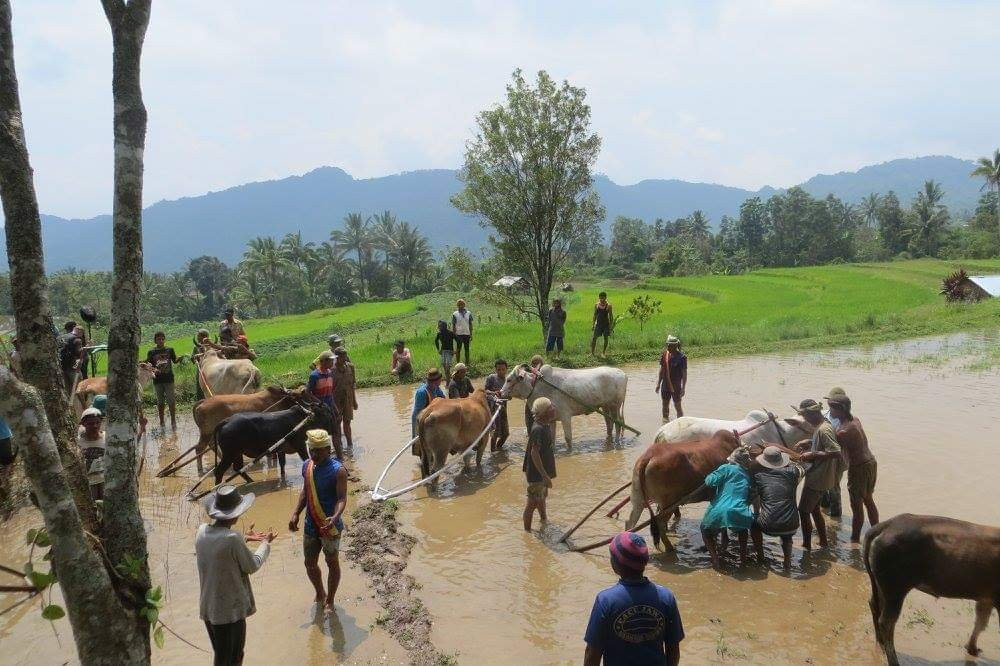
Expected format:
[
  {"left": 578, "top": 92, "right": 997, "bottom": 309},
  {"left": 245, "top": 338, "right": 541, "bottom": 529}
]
[
  {"left": 584, "top": 531, "right": 684, "bottom": 666},
  {"left": 196, "top": 485, "right": 274, "bottom": 665},
  {"left": 310, "top": 334, "right": 347, "bottom": 370},
  {"left": 447, "top": 363, "right": 473, "bottom": 399},
  {"left": 289, "top": 430, "right": 347, "bottom": 611},
  {"left": 411, "top": 368, "right": 446, "bottom": 440},
  {"left": 820, "top": 386, "right": 851, "bottom": 517},
  {"left": 827, "top": 391, "right": 879, "bottom": 542},
  {"left": 794, "top": 398, "right": 843, "bottom": 550},
  {"left": 220, "top": 306, "right": 245, "bottom": 340},
  {"left": 332, "top": 348, "right": 358, "bottom": 450},
  {"left": 523, "top": 396, "right": 557, "bottom": 532},
  {"left": 77, "top": 407, "right": 106, "bottom": 500},
  {"left": 309, "top": 351, "right": 337, "bottom": 412},
  {"left": 750, "top": 446, "right": 804, "bottom": 569},
  {"left": 546, "top": 298, "right": 567, "bottom": 358},
  {"left": 655, "top": 336, "right": 687, "bottom": 422}
]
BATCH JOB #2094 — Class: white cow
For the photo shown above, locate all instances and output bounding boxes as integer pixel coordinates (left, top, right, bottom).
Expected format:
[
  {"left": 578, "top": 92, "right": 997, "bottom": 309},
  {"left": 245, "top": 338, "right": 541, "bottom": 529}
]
[
  {"left": 500, "top": 364, "right": 627, "bottom": 449},
  {"left": 197, "top": 348, "right": 261, "bottom": 396},
  {"left": 654, "top": 409, "right": 814, "bottom": 449}
]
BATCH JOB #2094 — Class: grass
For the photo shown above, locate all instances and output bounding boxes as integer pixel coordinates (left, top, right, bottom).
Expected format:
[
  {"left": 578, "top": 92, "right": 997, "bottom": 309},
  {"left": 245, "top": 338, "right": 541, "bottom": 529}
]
[{"left": 126, "top": 258, "right": 1000, "bottom": 403}]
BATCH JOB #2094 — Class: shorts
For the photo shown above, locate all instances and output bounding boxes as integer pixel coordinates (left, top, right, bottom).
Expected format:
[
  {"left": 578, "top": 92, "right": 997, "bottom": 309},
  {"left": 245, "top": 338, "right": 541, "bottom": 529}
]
[
  {"left": 592, "top": 325, "right": 611, "bottom": 340},
  {"left": 798, "top": 487, "right": 825, "bottom": 513},
  {"left": 848, "top": 459, "right": 877, "bottom": 503},
  {"left": 304, "top": 533, "right": 341, "bottom": 559},
  {"left": 526, "top": 481, "right": 548, "bottom": 500},
  {"left": 440, "top": 349, "right": 454, "bottom": 366},
  {"left": 753, "top": 515, "right": 798, "bottom": 537},
  {"left": 334, "top": 393, "right": 354, "bottom": 422},
  {"left": 491, "top": 405, "right": 509, "bottom": 440},
  {"left": 545, "top": 335, "right": 564, "bottom": 352},
  {"left": 154, "top": 382, "right": 175, "bottom": 406}
]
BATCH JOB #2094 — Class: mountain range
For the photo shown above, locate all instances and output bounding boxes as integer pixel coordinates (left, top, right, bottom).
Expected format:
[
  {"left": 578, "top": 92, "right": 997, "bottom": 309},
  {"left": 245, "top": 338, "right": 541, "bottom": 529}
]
[{"left": 0, "top": 155, "right": 984, "bottom": 272}]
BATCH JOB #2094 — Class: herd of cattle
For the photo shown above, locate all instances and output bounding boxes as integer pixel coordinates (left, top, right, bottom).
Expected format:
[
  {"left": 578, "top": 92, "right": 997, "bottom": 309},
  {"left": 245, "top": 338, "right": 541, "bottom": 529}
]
[{"left": 71, "top": 355, "right": 997, "bottom": 665}]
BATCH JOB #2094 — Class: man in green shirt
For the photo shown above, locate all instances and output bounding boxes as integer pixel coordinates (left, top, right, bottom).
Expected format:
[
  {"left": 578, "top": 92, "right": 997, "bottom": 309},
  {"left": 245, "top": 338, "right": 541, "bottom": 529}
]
[{"left": 793, "top": 398, "right": 843, "bottom": 550}]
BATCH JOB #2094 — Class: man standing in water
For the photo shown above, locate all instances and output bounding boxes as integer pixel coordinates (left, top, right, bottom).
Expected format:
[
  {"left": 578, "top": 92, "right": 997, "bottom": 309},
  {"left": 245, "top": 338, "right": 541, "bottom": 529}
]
[
  {"left": 591, "top": 291, "right": 613, "bottom": 356},
  {"left": 452, "top": 298, "right": 473, "bottom": 365},
  {"left": 794, "top": 399, "right": 842, "bottom": 550},
  {"left": 523, "top": 397, "right": 557, "bottom": 532},
  {"left": 827, "top": 391, "right": 879, "bottom": 542},
  {"left": 196, "top": 485, "right": 274, "bottom": 666},
  {"left": 655, "top": 335, "right": 687, "bottom": 422},
  {"left": 146, "top": 331, "right": 178, "bottom": 432},
  {"left": 289, "top": 430, "right": 347, "bottom": 612},
  {"left": 584, "top": 532, "right": 684, "bottom": 665},
  {"left": 484, "top": 358, "right": 510, "bottom": 451}
]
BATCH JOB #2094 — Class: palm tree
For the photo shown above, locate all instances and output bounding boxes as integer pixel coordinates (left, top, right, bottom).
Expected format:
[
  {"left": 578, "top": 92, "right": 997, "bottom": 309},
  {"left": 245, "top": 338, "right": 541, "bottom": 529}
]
[
  {"left": 686, "top": 210, "right": 710, "bottom": 238},
  {"left": 370, "top": 210, "right": 399, "bottom": 270},
  {"left": 390, "top": 222, "right": 433, "bottom": 295},
  {"left": 906, "top": 181, "right": 949, "bottom": 257},
  {"left": 860, "top": 193, "right": 881, "bottom": 228},
  {"left": 243, "top": 236, "right": 292, "bottom": 315},
  {"left": 279, "top": 231, "right": 316, "bottom": 304},
  {"left": 971, "top": 149, "right": 1000, "bottom": 244},
  {"left": 330, "top": 213, "right": 372, "bottom": 298}
]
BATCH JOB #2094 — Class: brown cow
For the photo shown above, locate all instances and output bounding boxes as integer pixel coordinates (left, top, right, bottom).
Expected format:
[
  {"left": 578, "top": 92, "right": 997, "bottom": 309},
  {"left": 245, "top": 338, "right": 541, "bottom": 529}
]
[
  {"left": 72, "top": 362, "right": 156, "bottom": 416},
  {"left": 863, "top": 514, "right": 1000, "bottom": 665},
  {"left": 624, "top": 430, "right": 801, "bottom": 551},
  {"left": 415, "top": 388, "right": 491, "bottom": 478},
  {"left": 189, "top": 386, "right": 306, "bottom": 472}
]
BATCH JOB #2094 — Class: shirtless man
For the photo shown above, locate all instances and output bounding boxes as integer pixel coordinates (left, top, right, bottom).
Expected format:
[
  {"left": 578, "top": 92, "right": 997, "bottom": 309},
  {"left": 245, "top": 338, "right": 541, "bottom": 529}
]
[{"left": 826, "top": 390, "right": 879, "bottom": 542}]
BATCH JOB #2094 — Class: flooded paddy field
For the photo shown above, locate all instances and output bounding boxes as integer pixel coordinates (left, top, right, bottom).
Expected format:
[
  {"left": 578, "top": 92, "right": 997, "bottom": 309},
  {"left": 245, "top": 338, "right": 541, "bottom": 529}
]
[{"left": 2, "top": 333, "right": 998, "bottom": 664}]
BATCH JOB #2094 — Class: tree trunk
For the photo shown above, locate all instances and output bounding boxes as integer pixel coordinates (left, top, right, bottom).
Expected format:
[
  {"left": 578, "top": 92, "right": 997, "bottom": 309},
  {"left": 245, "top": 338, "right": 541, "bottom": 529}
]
[
  {"left": 100, "top": 7, "right": 152, "bottom": 656},
  {"left": 0, "top": 0, "right": 96, "bottom": 527},
  {"left": 0, "top": 370, "right": 148, "bottom": 664}
]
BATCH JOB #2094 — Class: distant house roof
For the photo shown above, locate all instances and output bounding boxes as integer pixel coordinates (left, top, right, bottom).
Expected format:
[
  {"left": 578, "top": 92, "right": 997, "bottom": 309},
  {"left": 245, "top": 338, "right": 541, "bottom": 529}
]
[
  {"left": 968, "top": 275, "right": 1000, "bottom": 297},
  {"left": 493, "top": 275, "right": 525, "bottom": 288}
]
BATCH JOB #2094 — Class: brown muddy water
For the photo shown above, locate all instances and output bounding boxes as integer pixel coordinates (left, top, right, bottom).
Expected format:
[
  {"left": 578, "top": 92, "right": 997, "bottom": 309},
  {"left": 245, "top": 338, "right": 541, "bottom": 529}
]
[{"left": 2, "top": 333, "right": 999, "bottom": 665}]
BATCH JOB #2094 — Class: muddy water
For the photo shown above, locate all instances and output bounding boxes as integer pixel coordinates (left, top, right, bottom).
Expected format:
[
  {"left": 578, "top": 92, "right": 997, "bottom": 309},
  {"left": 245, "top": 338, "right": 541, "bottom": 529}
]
[{"left": 2, "top": 333, "right": 999, "bottom": 664}]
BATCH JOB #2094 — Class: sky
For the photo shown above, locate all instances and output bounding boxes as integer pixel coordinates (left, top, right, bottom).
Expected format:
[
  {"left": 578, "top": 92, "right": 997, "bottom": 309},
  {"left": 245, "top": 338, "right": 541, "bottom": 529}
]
[{"left": 11, "top": 0, "right": 999, "bottom": 218}]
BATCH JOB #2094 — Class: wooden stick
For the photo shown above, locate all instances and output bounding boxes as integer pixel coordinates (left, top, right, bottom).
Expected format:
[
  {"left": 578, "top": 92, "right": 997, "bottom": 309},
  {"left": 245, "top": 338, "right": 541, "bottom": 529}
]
[
  {"left": 558, "top": 481, "right": 631, "bottom": 543},
  {"left": 569, "top": 517, "right": 652, "bottom": 553},
  {"left": 157, "top": 443, "right": 201, "bottom": 477},
  {"left": 605, "top": 494, "right": 634, "bottom": 518}
]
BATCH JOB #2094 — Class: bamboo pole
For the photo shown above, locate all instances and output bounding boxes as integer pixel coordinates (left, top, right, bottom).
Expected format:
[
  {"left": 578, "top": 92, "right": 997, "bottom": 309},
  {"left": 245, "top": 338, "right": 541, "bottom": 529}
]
[{"left": 558, "top": 481, "right": 631, "bottom": 543}]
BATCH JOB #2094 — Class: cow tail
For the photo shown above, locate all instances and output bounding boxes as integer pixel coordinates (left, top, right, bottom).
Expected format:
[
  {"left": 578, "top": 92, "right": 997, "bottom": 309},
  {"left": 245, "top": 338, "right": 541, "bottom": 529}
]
[
  {"left": 211, "top": 419, "right": 226, "bottom": 466},
  {"left": 416, "top": 412, "right": 432, "bottom": 477},
  {"left": 637, "top": 457, "right": 660, "bottom": 549},
  {"left": 862, "top": 521, "right": 887, "bottom": 639}
]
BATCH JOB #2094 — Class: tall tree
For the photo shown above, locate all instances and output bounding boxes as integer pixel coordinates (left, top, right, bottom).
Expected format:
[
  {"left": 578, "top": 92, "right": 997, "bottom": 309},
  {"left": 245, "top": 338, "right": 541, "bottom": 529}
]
[
  {"left": 876, "top": 191, "right": 907, "bottom": 255},
  {"left": 330, "top": 212, "right": 372, "bottom": 298},
  {"left": 243, "top": 236, "right": 290, "bottom": 315},
  {"left": 185, "top": 255, "right": 229, "bottom": 318},
  {"left": 390, "top": 221, "right": 432, "bottom": 295},
  {"left": 452, "top": 69, "right": 604, "bottom": 336},
  {"left": 860, "top": 193, "right": 882, "bottom": 228},
  {"left": 906, "top": 180, "right": 950, "bottom": 257},
  {"left": 970, "top": 149, "right": 1000, "bottom": 246},
  {"left": 370, "top": 210, "right": 398, "bottom": 271}
]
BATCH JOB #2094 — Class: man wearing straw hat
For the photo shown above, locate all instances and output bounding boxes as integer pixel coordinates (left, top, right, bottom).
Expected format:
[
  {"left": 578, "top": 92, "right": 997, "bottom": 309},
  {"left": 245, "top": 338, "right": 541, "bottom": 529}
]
[
  {"left": 793, "top": 398, "right": 842, "bottom": 550},
  {"left": 196, "top": 484, "right": 274, "bottom": 665},
  {"left": 584, "top": 531, "right": 684, "bottom": 666},
  {"left": 289, "top": 429, "right": 347, "bottom": 611},
  {"left": 826, "top": 389, "right": 880, "bottom": 542},
  {"left": 750, "top": 446, "right": 803, "bottom": 570}
]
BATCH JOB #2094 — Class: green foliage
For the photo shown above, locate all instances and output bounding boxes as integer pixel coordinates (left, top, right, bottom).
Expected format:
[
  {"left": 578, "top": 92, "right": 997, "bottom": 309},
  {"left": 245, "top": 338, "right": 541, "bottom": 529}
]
[
  {"left": 625, "top": 295, "right": 662, "bottom": 332},
  {"left": 41, "top": 604, "right": 66, "bottom": 621}
]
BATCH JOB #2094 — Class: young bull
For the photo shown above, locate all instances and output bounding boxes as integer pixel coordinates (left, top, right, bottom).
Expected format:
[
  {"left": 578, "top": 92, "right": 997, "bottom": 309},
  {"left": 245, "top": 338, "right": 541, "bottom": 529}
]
[
  {"left": 415, "top": 388, "right": 492, "bottom": 478},
  {"left": 72, "top": 362, "right": 156, "bottom": 416},
  {"left": 864, "top": 514, "right": 1000, "bottom": 665},
  {"left": 500, "top": 364, "right": 627, "bottom": 450}
]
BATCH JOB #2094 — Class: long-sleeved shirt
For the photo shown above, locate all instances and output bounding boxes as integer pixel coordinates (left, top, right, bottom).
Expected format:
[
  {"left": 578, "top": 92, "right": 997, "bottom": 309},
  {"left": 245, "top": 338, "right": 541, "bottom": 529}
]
[{"left": 195, "top": 523, "right": 270, "bottom": 625}]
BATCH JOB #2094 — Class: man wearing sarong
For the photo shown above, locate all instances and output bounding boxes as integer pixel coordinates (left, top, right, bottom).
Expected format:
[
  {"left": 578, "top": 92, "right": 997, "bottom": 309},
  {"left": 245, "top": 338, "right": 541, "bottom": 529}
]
[{"left": 288, "top": 430, "right": 347, "bottom": 612}]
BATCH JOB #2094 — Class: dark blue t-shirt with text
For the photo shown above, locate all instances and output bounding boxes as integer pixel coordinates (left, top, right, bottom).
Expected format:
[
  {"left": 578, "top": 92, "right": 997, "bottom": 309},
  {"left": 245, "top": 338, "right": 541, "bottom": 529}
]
[{"left": 584, "top": 578, "right": 684, "bottom": 666}]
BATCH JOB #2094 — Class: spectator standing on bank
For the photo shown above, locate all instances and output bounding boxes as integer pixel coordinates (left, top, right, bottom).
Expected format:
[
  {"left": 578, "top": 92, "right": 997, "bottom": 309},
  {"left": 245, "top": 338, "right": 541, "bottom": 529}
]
[
  {"left": 590, "top": 292, "right": 614, "bottom": 356},
  {"left": 434, "top": 320, "right": 456, "bottom": 380},
  {"left": 452, "top": 299, "right": 473, "bottom": 365},
  {"left": 546, "top": 299, "right": 567, "bottom": 358}
]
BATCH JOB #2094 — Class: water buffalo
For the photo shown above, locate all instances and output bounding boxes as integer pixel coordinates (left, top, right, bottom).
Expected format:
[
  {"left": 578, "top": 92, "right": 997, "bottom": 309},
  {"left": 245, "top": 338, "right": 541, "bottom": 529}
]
[
  {"left": 188, "top": 385, "right": 305, "bottom": 473},
  {"left": 212, "top": 402, "right": 339, "bottom": 484},
  {"left": 864, "top": 514, "right": 1000, "bottom": 665},
  {"left": 500, "top": 364, "right": 627, "bottom": 449},
  {"left": 625, "top": 430, "right": 802, "bottom": 551},
  {"left": 197, "top": 348, "right": 260, "bottom": 396},
  {"left": 416, "top": 388, "right": 491, "bottom": 478}
]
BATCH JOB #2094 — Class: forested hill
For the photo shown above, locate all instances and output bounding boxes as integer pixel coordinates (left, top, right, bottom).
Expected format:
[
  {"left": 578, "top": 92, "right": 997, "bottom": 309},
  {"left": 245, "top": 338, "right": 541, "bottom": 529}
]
[{"left": 3, "top": 155, "right": 979, "bottom": 272}]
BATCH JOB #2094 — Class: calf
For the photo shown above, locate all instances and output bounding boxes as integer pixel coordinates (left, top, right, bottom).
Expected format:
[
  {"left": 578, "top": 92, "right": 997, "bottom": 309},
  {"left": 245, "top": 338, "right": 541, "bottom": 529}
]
[
  {"left": 416, "top": 388, "right": 491, "bottom": 478},
  {"left": 863, "top": 514, "right": 999, "bottom": 665},
  {"left": 72, "top": 362, "right": 156, "bottom": 416}
]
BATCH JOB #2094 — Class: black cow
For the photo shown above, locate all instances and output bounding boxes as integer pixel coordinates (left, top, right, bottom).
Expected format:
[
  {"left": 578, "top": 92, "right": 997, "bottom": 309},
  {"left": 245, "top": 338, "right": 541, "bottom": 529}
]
[
  {"left": 864, "top": 513, "right": 1000, "bottom": 665},
  {"left": 212, "top": 402, "right": 339, "bottom": 484}
]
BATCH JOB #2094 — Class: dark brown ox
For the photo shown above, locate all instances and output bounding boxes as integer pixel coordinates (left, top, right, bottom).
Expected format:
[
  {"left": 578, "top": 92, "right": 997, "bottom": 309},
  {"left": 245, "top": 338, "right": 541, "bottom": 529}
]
[
  {"left": 863, "top": 514, "right": 1000, "bottom": 665},
  {"left": 190, "top": 386, "right": 305, "bottom": 472},
  {"left": 415, "top": 388, "right": 491, "bottom": 478},
  {"left": 625, "top": 430, "right": 801, "bottom": 551}
]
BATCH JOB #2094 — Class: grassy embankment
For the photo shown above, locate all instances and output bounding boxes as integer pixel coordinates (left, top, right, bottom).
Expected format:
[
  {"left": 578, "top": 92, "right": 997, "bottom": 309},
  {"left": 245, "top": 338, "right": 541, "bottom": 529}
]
[{"left": 141, "top": 258, "right": 1000, "bottom": 403}]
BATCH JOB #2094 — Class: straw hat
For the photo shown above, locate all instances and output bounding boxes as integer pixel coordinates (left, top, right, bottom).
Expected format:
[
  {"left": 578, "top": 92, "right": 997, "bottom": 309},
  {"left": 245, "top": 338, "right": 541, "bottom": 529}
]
[
  {"left": 426, "top": 368, "right": 443, "bottom": 382},
  {"left": 792, "top": 398, "right": 823, "bottom": 414},
  {"left": 453, "top": 362, "right": 467, "bottom": 374},
  {"left": 306, "top": 429, "right": 332, "bottom": 450},
  {"left": 756, "top": 445, "right": 791, "bottom": 470},
  {"left": 203, "top": 485, "right": 255, "bottom": 521},
  {"left": 531, "top": 396, "right": 555, "bottom": 417}
]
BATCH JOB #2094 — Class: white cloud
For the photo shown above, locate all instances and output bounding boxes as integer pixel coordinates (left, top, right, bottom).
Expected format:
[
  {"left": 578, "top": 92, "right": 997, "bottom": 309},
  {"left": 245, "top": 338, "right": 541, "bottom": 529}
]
[{"left": 8, "top": 0, "right": 1000, "bottom": 217}]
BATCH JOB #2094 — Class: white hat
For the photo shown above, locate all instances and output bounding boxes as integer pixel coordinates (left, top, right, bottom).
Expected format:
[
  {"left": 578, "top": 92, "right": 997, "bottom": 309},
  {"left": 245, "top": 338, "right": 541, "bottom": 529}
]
[
  {"left": 453, "top": 362, "right": 467, "bottom": 373},
  {"left": 531, "top": 396, "right": 555, "bottom": 417},
  {"left": 80, "top": 407, "right": 103, "bottom": 422}
]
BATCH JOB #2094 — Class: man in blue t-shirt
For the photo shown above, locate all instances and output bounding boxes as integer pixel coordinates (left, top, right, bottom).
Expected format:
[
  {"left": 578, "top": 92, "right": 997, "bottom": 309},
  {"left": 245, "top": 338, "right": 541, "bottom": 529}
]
[
  {"left": 584, "top": 532, "right": 684, "bottom": 666},
  {"left": 288, "top": 430, "right": 347, "bottom": 612}
]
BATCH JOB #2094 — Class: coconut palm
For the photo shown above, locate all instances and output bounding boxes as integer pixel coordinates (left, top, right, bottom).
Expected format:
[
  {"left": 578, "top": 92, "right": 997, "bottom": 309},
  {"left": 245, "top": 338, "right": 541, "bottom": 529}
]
[
  {"left": 243, "top": 236, "right": 292, "bottom": 314},
  {"left": 686, "top": 210, "right": 710, "bottom": 238},
  {"left": 860, "top": 193, "right": 881, "bottom": 228},
  {"left": 971, "top": 149, "right": 1000, "bottom": 243},
  {"left": 371, "top": 210, "right": 399, "bottom": 270},
  {"left": 906, "top": 181, "right": 949, "bottom": 257},
  {"left": 330, "top": 213, "right": 372, "bottom": 298},
  {"left": 390, "top": 221, "right": 433, "bottom": 295}
]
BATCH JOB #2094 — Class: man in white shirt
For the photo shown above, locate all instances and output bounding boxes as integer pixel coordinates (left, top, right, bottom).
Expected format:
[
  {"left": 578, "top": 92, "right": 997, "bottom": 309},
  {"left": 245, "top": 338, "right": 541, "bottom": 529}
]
[
  {"left": 452, "top": 298, "right": 474, "bottom": 365},
  {"left": 196, "top": 485, "right": 275, "bottom": 665}
]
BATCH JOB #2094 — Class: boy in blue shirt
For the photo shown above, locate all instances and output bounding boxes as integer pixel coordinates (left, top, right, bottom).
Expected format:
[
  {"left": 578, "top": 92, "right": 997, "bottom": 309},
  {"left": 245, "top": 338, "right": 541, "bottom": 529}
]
[{"left": 584, "top": 532, "right": 684, "bottom": 666}]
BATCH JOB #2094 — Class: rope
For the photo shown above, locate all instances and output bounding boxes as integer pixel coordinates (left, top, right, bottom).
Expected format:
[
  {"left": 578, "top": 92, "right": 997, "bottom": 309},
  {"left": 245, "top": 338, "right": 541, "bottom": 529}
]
[
  {"left": 371, "top": 402, "right": 505, "bottom": 501},
  {"left": 534, "top": 374, "right": 640, "bottom": 436}
]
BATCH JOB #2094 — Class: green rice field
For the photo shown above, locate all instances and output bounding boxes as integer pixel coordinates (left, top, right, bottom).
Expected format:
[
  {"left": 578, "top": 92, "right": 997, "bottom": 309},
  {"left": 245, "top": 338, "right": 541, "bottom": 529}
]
[{"left": 140, "top": 258, "right": 1000, "bottom": 402}]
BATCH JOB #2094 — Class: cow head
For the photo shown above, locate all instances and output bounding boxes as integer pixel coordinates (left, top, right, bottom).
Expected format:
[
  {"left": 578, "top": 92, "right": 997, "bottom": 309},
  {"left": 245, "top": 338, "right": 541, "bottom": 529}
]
[
  {"left": 307, "top": 401, "right": 338, "bottom": 438},
  {"left": 500, "top": 364, "right": 533, "bottom": 399},
  {"left": 137, "top": 362, "right": 156, "bottom": 386},
  {"left": 779, "top": 415, "right": 815, "bottom": 444}
]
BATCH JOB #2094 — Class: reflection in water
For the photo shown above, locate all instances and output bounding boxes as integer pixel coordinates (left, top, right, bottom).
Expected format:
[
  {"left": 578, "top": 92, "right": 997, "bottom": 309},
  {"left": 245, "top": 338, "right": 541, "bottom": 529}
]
[{"left": 1, "top": 333, "right": 998, "bottom": 665}]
